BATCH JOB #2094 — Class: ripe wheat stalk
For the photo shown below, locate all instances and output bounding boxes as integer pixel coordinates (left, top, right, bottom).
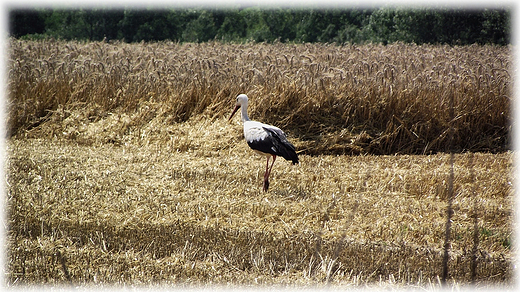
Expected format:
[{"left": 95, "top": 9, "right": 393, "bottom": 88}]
[{"left": 6, "top": 40, "right": 511, "bottom": 155}]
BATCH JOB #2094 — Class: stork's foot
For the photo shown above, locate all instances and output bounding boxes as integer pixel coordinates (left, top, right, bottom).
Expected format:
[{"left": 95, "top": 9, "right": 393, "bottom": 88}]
[{"left": 263, "top": 179, "right": 269, "bottom": 192}]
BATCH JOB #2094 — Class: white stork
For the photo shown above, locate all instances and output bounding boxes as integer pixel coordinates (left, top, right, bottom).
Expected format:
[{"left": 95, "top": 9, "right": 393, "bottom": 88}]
[{"left": 229, "top": 94, "right": 299, "bottom": 192}]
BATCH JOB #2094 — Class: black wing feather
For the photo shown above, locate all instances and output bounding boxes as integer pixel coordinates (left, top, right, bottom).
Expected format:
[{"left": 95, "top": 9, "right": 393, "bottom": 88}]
[{"left": 261, "top": 127, "right": 299, "bottom": 164}]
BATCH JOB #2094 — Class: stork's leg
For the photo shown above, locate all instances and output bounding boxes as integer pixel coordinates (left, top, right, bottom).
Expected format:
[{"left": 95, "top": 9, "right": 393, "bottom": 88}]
[
  {"left": 267, "top": 155, "right": 277, "bottom": 178},
  {"left": 263, "top": 155, "right": 277, "bottom": 192},
  {"left": 263, "top": 156, "right": 271, "bottom": 192}
]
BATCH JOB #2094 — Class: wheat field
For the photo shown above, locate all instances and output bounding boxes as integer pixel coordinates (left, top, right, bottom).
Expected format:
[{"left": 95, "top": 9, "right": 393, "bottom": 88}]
[
  {"left": 7, "top": 39, "right": 511, "bottom": 154},
  {"left": 5, "top": 40, "right": 514, "bottom": 288}
]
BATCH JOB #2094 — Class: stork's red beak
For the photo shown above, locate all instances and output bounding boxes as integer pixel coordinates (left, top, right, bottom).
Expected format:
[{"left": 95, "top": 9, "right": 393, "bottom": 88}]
[{"left": 229, "top": 105, "right": 240, "bottom": 121}]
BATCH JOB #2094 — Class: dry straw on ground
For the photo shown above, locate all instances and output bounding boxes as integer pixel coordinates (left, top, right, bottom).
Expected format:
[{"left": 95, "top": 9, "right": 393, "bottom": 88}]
[
  {"left": 5, "top": 40, "right": 514, "bottom": 288},
  {"left": 6, "top": 134, "right": 513, "bottom": 287}
]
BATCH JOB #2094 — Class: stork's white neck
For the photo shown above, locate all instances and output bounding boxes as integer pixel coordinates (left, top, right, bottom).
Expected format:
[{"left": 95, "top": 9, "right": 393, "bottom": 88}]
[{"left": 240, "top": 104, "right": 250, "bottom": 122}]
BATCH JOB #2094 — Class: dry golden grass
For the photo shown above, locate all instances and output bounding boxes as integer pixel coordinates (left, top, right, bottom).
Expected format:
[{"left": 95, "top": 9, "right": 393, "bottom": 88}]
[
  {"left": 6, "top": 39, "right": 511, "bottom": 154},
  {"left": 5, "top": 40, "right": 513, "bottom": 288},
  {"left": 6, "top": 117, "right": 513, "bottom": 288}
]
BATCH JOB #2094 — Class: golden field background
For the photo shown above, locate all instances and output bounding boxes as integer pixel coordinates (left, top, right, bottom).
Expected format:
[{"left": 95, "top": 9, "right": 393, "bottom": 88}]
[
  {"left": 5, "top": 40, "right": 514, "bottom": 288},
  {"left": 7, "top": 39, "right": 511, "bottom": 154}
]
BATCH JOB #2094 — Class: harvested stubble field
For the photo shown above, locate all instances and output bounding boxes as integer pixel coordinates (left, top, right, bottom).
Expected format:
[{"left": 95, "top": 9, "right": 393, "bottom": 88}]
[{"left": 5, "top": 40, "right": 514, "bottom": 288}]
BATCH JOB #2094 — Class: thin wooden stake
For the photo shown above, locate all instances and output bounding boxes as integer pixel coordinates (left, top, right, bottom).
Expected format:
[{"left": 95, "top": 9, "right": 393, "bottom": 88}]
[
  {"left": 469, "top": 153, "right": 479, "bottom": 283},
  {"left": 441, "top": 152, "right": 454, "bottom": 286},
  {"left": 441, "top": 90, "right": 455, "bottom": 286},
  {"left": 56, "top": 249, "right": 72, "bottom": 284}
]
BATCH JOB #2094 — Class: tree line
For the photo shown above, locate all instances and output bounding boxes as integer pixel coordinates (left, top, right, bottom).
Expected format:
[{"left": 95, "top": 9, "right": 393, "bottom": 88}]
[{"left": 9, "top": 7, "right": 511, "bottom": 45}]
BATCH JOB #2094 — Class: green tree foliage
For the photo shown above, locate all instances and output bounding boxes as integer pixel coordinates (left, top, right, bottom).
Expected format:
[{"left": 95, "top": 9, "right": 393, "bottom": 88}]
[
  {"left": 216, "top": 10, "right": 247, "bottom": 42},
  {"left": 182, "top": 10, "right": 217, "bottom": 42},
  {"left": 9, "top": 10, "right": 45, "bottom": 38},
  {"left": 37, "top": 9, "right": 124, "bottom": 41},
  {"left": 9, "top": 7, "right": 511, "bottom": 45}
]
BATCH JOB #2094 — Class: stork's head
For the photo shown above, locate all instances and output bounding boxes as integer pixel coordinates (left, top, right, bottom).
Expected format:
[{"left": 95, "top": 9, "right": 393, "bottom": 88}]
[{"left": 229, "top": 94, "right": 249, "bottom": 121}]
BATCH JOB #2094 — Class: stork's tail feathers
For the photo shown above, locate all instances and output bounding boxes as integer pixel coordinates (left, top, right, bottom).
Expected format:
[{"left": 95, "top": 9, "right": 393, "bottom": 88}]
[
  {"left": 286, "top": 150, "right": 299, "bottom": 165},
  {"left": 277, "top": 147, "right": 299, "bottom": 164}
]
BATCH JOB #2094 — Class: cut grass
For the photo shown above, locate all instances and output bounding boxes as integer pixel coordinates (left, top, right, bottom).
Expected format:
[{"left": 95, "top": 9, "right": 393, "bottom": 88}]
[{"left": 6, "top": 118, "right": 514, "bottom": 287}]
